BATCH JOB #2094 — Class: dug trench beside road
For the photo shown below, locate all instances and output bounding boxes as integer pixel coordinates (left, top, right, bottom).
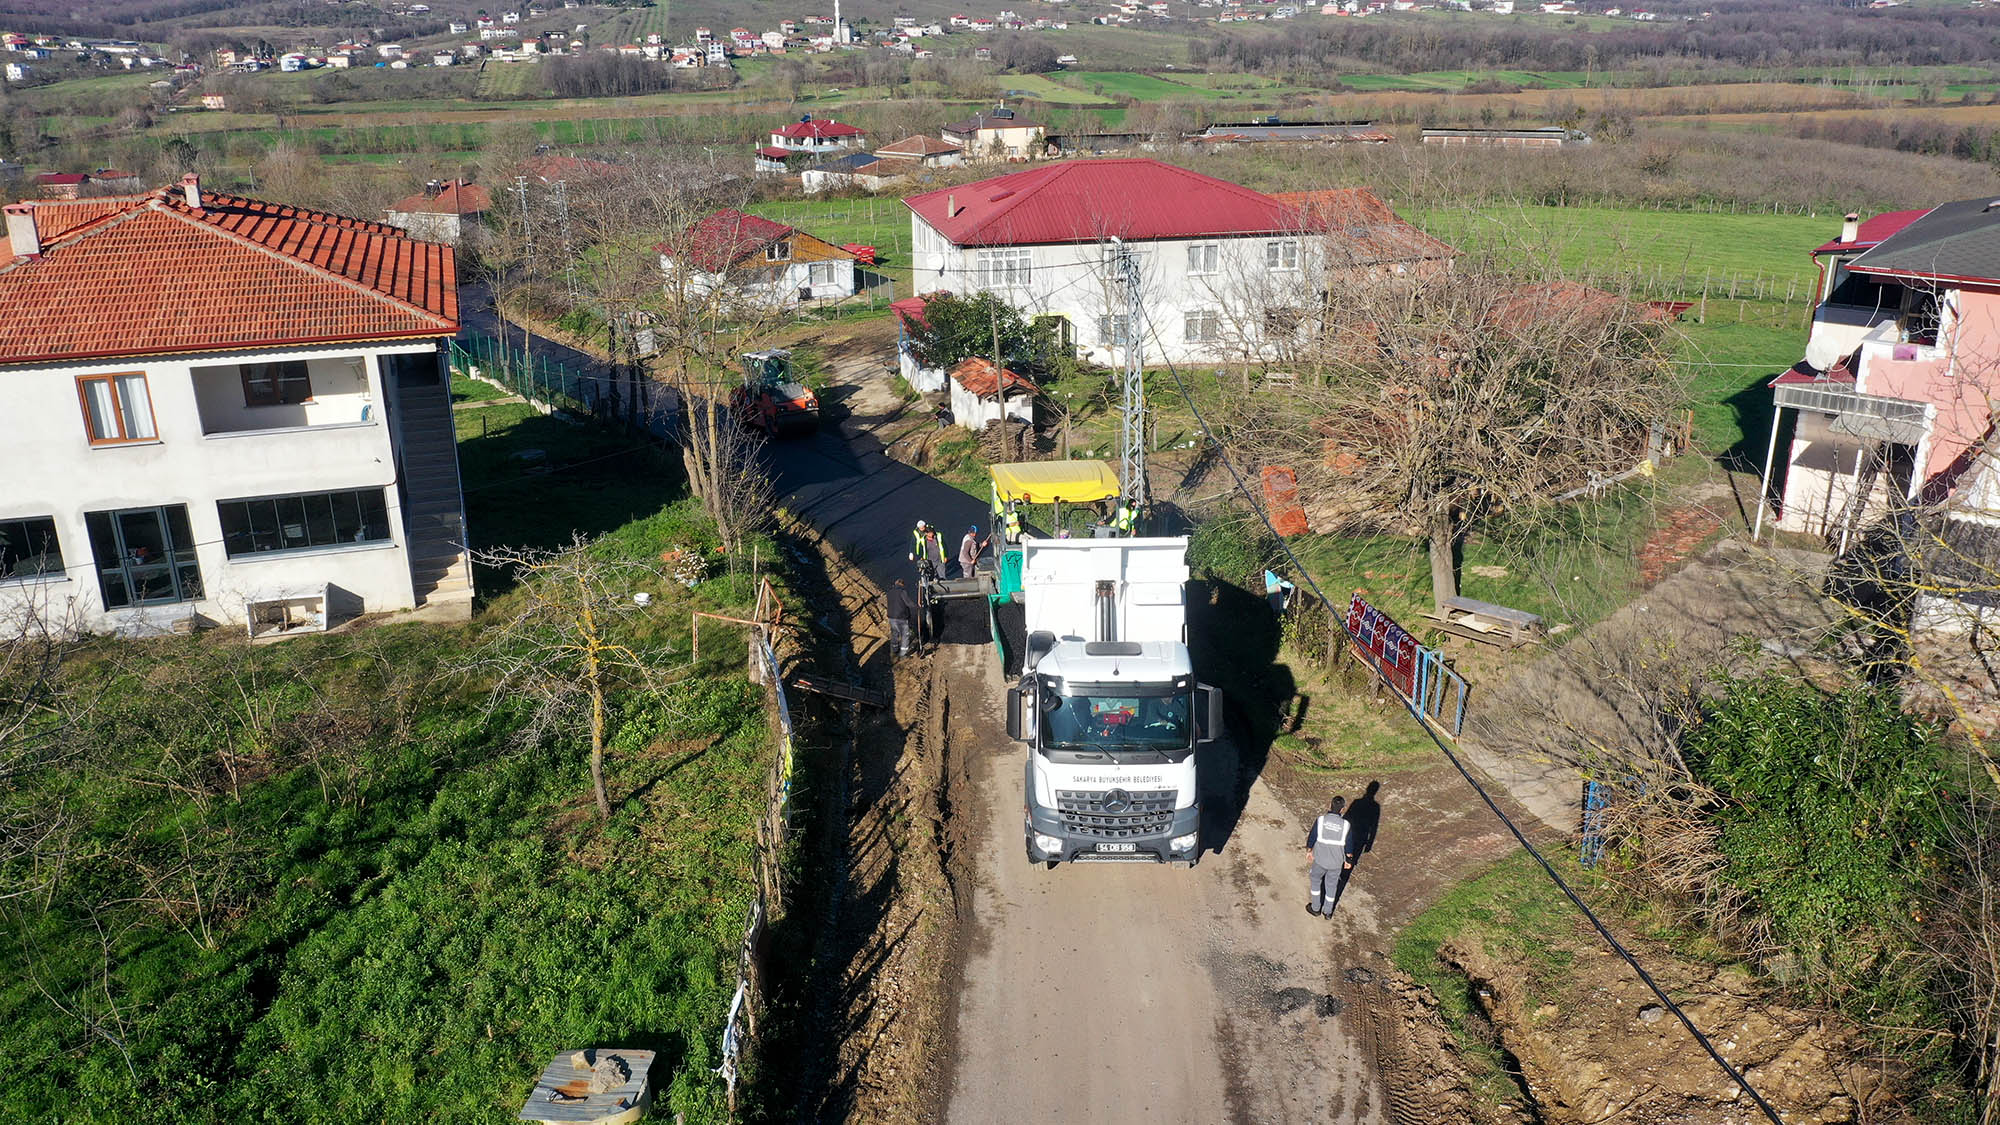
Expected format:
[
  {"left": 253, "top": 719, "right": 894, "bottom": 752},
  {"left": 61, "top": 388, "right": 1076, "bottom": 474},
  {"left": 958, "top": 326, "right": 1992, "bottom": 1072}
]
[{"left": 765, "top": 353, "right": 1520, "bottom": 1123}]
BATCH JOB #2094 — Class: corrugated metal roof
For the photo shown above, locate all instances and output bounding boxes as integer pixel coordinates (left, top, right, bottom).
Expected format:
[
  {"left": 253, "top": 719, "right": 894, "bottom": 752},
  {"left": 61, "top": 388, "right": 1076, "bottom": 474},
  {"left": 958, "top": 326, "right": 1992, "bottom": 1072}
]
[
  {"left": 1812, "top": 209, "right": 1927, "bottom": 256},
  {"left": 903, "top": 159, "right": 1306, "bottom": 248},
  {"left": 1849, "top": 196, "right": 2000, "bottom": 284}
]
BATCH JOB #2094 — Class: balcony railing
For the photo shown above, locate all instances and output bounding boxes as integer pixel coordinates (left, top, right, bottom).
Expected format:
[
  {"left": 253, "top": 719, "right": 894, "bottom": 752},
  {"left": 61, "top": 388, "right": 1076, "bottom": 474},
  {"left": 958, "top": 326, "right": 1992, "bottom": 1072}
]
[{"left": 1774, "top": 382, "right": 1930, "bottom": 444}]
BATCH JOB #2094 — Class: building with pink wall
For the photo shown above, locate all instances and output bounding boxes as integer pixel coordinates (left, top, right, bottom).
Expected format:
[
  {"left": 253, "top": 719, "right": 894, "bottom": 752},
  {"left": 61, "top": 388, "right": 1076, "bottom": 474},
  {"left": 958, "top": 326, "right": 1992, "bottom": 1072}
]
[
  {"left": 1758, "top": 197, "right": 2000, "bottom": 630},
  {"left": 1760, "top": 199, "right": 2000, "bottom": 543}
]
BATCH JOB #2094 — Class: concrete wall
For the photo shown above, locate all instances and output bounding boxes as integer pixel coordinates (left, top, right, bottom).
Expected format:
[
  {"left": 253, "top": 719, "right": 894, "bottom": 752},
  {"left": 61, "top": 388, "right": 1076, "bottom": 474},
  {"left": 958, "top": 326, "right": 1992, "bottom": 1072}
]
[
  {"left": 909, "top": 212, "right": 1316, "bottom": 365},
  {"left": 0, "top": 341, "right": 443, "bottom": 635}
]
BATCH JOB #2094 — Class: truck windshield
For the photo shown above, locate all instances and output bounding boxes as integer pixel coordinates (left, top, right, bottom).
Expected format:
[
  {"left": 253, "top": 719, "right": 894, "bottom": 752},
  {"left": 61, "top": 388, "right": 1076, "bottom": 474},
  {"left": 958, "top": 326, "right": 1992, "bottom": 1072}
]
[{"left": 1040, "top": 687, "right": 1194, "bottom": 752}]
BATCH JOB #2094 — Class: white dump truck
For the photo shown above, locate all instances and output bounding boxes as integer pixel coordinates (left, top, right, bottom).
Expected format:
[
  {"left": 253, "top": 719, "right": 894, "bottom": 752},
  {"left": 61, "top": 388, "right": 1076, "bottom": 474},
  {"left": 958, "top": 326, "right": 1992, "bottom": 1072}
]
[{"left": 1001, "top": 532, "right": 1222, "bottom": 866}]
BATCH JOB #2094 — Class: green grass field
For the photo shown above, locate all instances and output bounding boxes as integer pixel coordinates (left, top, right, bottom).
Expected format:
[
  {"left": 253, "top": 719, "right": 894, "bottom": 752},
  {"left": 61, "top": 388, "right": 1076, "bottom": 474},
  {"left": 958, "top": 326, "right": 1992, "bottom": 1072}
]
[
  {"left": 1412, "top": 205, "right": 1824, "bottom": 290},
  {"left": 1056, "top": 70, "right": 1219, "bottom": 101},
  {"left": 0, "top": 393, "right": 783, "bottom": 1122},
  {"left": 1000, "top": 73, "right": 1114, "bottom": 105}
]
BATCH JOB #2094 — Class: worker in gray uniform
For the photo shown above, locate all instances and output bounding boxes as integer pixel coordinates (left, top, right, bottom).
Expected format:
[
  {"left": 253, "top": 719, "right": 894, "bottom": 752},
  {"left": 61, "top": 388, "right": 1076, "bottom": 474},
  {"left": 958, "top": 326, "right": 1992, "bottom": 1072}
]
[{"left": 1305, "top": 796, "right": 1356, "bottom": 918}]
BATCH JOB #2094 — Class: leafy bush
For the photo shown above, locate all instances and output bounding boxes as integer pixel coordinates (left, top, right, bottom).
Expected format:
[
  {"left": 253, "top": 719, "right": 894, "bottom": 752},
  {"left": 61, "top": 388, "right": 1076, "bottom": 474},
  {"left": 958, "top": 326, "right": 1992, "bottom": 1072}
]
[{"left": 1187, "top": 510, "right": 1279, "bottom": 587}]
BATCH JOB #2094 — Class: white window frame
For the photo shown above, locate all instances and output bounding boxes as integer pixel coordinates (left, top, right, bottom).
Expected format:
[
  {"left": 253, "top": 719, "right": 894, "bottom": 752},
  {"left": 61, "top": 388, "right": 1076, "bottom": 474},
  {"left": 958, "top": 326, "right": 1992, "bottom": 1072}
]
[
  {"left": 1097, "top": 315, "right": 1131, "bottom": 347},
  {"left": 1186, "top": 242, "right": 1220, "bottom": 276},
  {"left": 764, "top": 240, "right": 792, "bottom": 262},
  {"left": 807, "top": 260, "right": 846, "bottom": 287},
  {"left": 1265, "top": 239, "right": 1301, "bottom": 271},
  {"left": 1184, "top": 310, "right": 1222, "bottom": 343},
  {"left": 975, "top": 248, "right": 1032, "bottom": 288}
]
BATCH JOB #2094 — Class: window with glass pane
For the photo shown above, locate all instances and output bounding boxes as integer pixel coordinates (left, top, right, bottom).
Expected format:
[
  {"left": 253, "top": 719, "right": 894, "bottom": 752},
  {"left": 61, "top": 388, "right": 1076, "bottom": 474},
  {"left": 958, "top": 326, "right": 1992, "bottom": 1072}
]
[
  {"left": 76, "top": 373, "right": 156, "bottom": 444},
  {"left": 976, "top": 248, "right": 1031, "bottom": 288},
  {"left": 1185, "top": 311, "right": 1221, "bottom": 343},
  {"left": 1265, "top": 240, "right": 1300, "bottom": 271},
  {"left": 0, "top": 517, "right": 63, "bottom": 582},
  {"left": 240, "top": 361, "right": 313, "bottom": 407},
  {"left": 765, "top": 240, "right": 792, "bottom": 261},
  {"left": 1097, "top": 315, "right": 1131, "bottom": 346},
  {"left": 218, "top": 489, "right": 390, "bottom": 557},
  {"left": 1187, "top": 243, "right": 1219, "bottom": 275},
  {"left": 85, "top": 505, "right": 200, "bottom": 608}
]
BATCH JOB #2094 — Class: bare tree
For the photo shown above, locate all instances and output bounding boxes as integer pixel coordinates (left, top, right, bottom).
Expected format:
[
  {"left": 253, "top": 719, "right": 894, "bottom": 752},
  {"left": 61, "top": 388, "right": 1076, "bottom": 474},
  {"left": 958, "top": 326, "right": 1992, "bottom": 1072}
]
[
  {"left": 1223, "top": 246, "right": 1684, "bottom": 608},
  {"left": 469, "top": 537, "right": 682, "bottom": 819}
]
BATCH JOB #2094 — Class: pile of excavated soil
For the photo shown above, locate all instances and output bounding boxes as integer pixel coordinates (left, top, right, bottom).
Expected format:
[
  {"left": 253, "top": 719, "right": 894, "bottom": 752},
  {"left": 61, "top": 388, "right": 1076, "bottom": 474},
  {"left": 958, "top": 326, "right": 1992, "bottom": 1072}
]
[{"left": 1446, "top": 939, "right": 1903, "bottom": 1124}]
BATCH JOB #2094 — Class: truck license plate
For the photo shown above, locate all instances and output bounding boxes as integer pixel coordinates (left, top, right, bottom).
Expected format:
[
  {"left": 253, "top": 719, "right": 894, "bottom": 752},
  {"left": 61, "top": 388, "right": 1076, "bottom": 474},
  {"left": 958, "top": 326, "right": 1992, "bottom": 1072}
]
[{"left": 1096, "top": 842, "right": 1137, "bottom": 853}]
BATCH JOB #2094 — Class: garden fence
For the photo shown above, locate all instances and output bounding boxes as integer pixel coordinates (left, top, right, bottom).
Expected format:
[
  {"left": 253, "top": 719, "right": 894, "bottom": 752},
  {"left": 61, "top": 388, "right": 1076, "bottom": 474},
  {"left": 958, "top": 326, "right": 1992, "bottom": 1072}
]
[
  {"left": 450, "top": 335, "right": 678, "bottom": 443},
  {"left": 717, "top": 615, "right": 798, "bottom": 1116}
]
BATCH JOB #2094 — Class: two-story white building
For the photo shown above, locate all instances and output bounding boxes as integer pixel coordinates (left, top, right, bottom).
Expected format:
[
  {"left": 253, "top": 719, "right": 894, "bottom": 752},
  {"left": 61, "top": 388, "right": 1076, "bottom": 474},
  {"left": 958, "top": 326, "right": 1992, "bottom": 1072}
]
[
  {"left": 903, "top": 158, "right": 1334, "bottom": 365},
  {"left": 0, "top": 177, "right": 471, "bottom": 636}
]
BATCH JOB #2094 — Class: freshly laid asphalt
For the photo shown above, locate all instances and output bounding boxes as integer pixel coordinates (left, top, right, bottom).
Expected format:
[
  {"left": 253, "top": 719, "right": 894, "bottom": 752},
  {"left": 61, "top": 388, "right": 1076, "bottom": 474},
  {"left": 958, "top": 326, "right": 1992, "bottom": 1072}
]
[{"left": 765, "top": 390, "right": 990, "bottom": 606}]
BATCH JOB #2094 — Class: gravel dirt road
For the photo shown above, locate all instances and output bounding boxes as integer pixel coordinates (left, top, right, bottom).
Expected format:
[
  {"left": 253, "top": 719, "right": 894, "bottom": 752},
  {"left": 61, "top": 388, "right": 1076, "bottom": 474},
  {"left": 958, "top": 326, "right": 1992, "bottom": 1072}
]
[
  {"left": 765, "top": 336, "right": 1516, "bottom": 1123},
  {"left": 934, "top": 640, "right": 1511, "bottom": 1125}
]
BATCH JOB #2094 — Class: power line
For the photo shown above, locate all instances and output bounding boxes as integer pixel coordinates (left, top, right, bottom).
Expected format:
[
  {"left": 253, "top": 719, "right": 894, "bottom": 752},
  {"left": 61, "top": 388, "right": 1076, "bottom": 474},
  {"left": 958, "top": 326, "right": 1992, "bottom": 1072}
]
[{"left": 1130, "top": 302, "right": 1789, "bottom": 1125}]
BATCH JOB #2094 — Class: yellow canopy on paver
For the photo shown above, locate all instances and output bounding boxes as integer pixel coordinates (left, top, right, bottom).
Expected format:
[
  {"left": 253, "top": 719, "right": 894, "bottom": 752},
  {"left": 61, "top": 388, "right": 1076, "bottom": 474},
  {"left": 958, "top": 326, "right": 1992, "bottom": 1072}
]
[{"left": 988, "top": 460, "right": 1122, "bottom": 505}]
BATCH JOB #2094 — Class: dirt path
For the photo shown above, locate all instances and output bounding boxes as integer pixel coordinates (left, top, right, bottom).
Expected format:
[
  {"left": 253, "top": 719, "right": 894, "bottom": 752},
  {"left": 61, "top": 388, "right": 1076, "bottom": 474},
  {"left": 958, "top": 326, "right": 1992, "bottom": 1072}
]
[
  {"left": 935, "top": 635, "right": 1515, "bottom": 1124},
  {"left": 769, "top": 340, "right": 1528, "bottom": 1122}
]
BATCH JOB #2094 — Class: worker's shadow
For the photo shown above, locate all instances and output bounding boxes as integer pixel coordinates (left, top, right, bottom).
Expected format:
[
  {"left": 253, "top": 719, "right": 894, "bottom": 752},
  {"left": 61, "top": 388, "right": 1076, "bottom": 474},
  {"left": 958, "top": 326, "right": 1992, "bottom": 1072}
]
[
  {"left": 1334, "top": 781, "right": 1384, "bottom": 904},
  {"left": 1188, "top": 576, "right": 1294, "bottom": 856}
]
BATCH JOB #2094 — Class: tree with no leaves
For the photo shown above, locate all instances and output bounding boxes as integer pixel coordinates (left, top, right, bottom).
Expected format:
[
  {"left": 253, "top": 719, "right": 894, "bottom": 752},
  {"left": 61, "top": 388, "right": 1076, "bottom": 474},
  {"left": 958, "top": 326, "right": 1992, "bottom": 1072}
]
[
  {"left": 470, "top": 537, "right": 681, "bottom": 820},
  {"left": 1224, "top": 248, "right": 1684, "bottom": 609}
]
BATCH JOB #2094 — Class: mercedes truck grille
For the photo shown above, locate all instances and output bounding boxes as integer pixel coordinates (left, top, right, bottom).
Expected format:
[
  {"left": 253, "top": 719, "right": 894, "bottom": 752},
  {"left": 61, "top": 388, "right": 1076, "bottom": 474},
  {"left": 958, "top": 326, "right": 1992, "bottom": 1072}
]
[{"left": 1054, "top": 788, "right": 1177, "bottom": 839}]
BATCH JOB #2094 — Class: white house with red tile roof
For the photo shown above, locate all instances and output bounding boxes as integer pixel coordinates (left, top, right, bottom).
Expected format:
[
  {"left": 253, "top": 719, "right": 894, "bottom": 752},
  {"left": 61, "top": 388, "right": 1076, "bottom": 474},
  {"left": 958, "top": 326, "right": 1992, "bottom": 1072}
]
[
  {"left": 385, "top": 179, "right": 493, "bottom": 242},
  {"left": 0, "top": 177, "right": 471, "bottom": 635},
  {"left": 768, "top": 116, "right": 866, "bottom": 155},
  {"left": 905, "top": 158, "right": 1343, "bottom": 365},
  {"left": 656, "top": 208, "right": 858, "bottom": 306}
]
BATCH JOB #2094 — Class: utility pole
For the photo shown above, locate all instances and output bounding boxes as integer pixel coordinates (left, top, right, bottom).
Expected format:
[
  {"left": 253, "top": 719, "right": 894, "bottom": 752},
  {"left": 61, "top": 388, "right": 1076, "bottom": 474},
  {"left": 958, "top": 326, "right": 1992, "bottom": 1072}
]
[
  {"left": 553, "top": 177, "right": 577, "bottom": 303},
  {"left": 1113, "top": 239, "right": 1147, "bottom": 526}
]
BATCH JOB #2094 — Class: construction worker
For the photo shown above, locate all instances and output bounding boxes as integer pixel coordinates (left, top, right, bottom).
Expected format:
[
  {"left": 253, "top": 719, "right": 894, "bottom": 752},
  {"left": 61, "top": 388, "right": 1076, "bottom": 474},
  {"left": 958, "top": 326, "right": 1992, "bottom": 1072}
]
[
  {"left": 909, "top": 519, "right": 930, "bottom": 562},
  {"left": 1114, "top": 501, "right": 1136, "bottom": 535},
  {"left": 1306, "top": 797, "right": 1357, "bottom": 918},
  {"left": 959, "top": 525, "right": 988, "bottom": 579},
  {"left": 886, "top": 578, "right": 917, "bottom": 658},
  {"left": 911, "top": 524, "right": 946, "bottom": 582},
  {"left": 1002, "top": 501, "right": 1022, "bottom": 545}
]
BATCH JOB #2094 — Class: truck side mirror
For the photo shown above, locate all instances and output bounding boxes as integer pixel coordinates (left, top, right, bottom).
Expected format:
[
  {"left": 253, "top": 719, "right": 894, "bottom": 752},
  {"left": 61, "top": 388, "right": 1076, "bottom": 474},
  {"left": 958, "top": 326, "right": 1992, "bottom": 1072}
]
[
  {"left": 1198, "top": 684, "right": 1224, "bottom": 744},
  {"left": 1006, "top": 686, "right": 1024, "bottom": 742}
]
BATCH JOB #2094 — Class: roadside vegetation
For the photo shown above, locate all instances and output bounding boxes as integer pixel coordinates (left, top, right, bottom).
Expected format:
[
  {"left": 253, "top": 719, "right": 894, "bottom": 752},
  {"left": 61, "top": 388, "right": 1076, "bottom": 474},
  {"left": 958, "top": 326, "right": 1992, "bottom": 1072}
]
[{"left": 0, "top": 403, "right": 785, "bottom": 1123}]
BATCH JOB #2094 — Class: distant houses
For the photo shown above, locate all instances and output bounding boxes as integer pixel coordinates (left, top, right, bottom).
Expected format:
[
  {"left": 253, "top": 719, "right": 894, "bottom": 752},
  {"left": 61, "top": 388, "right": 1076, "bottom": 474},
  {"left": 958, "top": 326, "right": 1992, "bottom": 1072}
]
[
  {"left": 657, "top": 209, "right": 858, "bottom": 306},
  {"left": 943, "top": 105, "right": 1044, "bottom": 161},
  {"left": 383, "top": 179, "right": 492, "bottom": 243}
]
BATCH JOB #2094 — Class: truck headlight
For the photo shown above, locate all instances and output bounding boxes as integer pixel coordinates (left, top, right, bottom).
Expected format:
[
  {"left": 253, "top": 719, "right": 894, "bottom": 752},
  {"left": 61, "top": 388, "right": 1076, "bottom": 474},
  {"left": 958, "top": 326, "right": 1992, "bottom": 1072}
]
[
  {"left": 1034, "top": 834, "right": 1065, "bottom": 856},
  {"left": 1170, "top": 833, "right": 1198, "bottom": 852}
]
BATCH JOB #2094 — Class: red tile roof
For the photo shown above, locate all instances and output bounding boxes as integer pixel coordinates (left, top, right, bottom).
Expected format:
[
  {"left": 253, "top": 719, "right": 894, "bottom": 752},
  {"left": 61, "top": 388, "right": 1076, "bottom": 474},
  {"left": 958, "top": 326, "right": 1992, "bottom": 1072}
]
[
  {"left": 1813, "top": 209, "right": 1928, "bottom": 256},
  {"left": 876, "top": 134, "right": 964, "bottom": 157},
  {"left": 658, "top": 208, "right": 795, "bottom": 272},
  {"left": 949, "top": 356, "right": 1035, "bottom": 398},
  {"left": 756, "top": 145, "right": 792, "bottom": 160},
  {"left": 1269, "top": 188, "right": 1456, "bottom": 265},
  {"left": 773, "top": 118, "right": 862, "bottom": 141},
  {"left": 386, "top": 179, "right": 493, "bottom": 216},
  {"left": 0, "top": 183, "right": 457, "bottom": 367},
  {"left": 35, "top": 173, "right": 89, "bottom": 186},
  {"left": 904, "top": 159, "right": 1306, "bottom": 247}
]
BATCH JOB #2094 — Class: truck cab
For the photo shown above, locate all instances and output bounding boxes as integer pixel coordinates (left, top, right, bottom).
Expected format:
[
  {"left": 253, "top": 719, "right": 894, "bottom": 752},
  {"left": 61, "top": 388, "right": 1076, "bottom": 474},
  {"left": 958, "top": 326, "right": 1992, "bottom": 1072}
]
[{"left": 1002, "top": 536, "right": 1223, "bottom": 866}]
